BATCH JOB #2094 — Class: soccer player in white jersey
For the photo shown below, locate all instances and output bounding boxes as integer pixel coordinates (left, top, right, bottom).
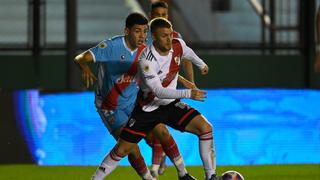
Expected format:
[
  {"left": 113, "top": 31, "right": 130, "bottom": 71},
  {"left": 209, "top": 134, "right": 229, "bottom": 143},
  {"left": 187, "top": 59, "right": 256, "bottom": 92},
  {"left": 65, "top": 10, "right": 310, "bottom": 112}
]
[
  {"left": 145, "top": 2, "right": 196, "bottom": 177},
  {"left": 98, "top": 18, "right": 222, "bottom": 180},
  {"left": 148, "top": 1, "right": 194, "bottom": 82}
]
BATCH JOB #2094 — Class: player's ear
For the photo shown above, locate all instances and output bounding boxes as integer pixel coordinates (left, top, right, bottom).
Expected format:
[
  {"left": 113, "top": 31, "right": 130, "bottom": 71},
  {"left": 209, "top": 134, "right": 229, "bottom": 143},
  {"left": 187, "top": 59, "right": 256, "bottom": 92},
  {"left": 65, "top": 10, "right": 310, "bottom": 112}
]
[
  {"left": 124, "top": 27, "right": 130, "bottom": 36},
  {"left": 151, "top": 33, "right": 156, "bottom": 41}
]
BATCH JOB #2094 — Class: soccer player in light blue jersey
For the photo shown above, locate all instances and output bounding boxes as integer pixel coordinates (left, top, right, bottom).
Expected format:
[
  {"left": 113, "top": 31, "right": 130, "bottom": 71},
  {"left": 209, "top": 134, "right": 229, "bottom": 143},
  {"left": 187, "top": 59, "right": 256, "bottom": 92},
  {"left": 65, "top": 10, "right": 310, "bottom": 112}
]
[
  {"left": 74, "top": 12, "right": 194, "bottom": 180},
  {"left": 75, "top": 13, "right": 154, "bottom": 180}
]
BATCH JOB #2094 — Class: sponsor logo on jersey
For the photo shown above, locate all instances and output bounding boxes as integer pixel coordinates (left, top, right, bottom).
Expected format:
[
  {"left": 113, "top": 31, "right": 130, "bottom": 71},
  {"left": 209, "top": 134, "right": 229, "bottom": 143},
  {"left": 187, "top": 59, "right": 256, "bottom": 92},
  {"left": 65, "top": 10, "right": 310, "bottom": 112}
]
[
  {"left": 116, "top": 74, "right": 136, "bottom": 84},
  {"left": 145, "top": 75, "right": 155, "bottom": 80},
  {"left": 98, "top": 42, "right": 107, "bottom": 49},
  {"left": 128, "top": 118, "right": 136, "bottom": 127}
]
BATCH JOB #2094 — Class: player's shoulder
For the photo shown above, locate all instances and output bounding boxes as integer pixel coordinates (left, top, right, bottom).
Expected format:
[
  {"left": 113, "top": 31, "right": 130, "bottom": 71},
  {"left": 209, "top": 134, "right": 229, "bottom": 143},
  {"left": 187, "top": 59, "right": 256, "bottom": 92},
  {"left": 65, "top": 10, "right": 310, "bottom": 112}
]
[
  {"left": 172, "top": 37, "right": 186, "bottom": 46},
  {"left": 96, "top": 36, "right": 119, "bottom": 49},
  {"left": 107, "top": 35, "right": 124, "bottom": 45},
  {"left": 139, "top": 45, "right": 156, "bottom": 63},
  {"left": 173, "top": 30, "right": 182, "bottom": 39},
  {"left": 110, "top": 35, "right": 123, "bottom": 41},
  {"left": 96, "top": 35, "right": 125, "bottom": 52}
]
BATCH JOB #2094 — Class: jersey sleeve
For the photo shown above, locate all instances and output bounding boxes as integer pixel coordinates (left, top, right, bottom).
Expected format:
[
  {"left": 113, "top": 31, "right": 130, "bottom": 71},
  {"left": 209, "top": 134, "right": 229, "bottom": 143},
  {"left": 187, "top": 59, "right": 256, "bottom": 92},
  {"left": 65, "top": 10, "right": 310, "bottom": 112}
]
[
  {"left": 138, "top": 51, "right": 191, "bottom": 99},
  {"left": 178, "top": 39, "right": 207, "bottom": 69},
  {"left": 89, "top": 39, "right": 112, "bottom": 62}
]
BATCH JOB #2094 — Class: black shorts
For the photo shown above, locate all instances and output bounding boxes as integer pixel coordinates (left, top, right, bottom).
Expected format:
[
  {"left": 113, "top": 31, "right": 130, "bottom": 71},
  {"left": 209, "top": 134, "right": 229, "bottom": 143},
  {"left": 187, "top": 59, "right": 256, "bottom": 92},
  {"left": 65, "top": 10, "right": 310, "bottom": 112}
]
[{"left": 120, "top": 100, "right": 200, "bottom": 143}]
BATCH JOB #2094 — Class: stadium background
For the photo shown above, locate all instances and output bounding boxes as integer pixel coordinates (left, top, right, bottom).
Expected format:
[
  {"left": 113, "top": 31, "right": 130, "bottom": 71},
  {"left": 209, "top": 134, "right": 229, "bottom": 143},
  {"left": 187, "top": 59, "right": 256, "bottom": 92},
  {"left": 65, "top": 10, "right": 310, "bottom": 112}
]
[{"left": 0, "top": 0, "right": 319, "bottom": 179}]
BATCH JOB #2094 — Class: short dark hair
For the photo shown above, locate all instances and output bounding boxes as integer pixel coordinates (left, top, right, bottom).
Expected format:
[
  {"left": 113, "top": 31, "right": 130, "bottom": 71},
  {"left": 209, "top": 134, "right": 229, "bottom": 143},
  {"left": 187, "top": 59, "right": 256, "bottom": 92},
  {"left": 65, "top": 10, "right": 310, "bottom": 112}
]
[
  {"left": 150, "top": 17, "right": 172, "bottom": 33},
  {"left": 151, "top": 1, "right": 168, "bottom": 11},
  {"left": 125, "top": 12, "right": 148, "bottom": 29}
]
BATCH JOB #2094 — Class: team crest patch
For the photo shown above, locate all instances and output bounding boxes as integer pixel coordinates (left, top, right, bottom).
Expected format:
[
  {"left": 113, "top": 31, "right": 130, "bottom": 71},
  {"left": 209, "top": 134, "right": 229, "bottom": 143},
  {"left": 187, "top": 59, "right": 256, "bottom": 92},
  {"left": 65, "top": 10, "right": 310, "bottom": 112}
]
[
  {"left": 98, "top": 42, "right": 107, "bottom": 49},
  {"left": 143, "top": 65, "right": 149, "bottom": 72},
  {"left": 128, "top": 118, "right": 136, "bottom": 127},
  {"left": 174, "top": 56, "right": 181, "bottom": 65}
]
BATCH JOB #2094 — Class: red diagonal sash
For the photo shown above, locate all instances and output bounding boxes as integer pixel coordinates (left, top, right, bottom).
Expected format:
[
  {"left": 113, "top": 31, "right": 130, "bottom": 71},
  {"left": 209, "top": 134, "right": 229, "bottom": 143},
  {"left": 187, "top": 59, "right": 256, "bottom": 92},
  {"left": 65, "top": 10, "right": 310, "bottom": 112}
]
[{"left": 101, "top": 44, "right": 146, "bottom": 110}]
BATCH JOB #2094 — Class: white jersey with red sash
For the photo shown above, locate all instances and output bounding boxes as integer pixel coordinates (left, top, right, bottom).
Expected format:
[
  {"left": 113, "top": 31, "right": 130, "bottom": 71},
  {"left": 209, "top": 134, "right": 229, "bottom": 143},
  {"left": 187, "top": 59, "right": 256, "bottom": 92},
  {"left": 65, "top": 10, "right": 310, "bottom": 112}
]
[{"left": 137, "top": 38, "right": 207, "bottom": 112}]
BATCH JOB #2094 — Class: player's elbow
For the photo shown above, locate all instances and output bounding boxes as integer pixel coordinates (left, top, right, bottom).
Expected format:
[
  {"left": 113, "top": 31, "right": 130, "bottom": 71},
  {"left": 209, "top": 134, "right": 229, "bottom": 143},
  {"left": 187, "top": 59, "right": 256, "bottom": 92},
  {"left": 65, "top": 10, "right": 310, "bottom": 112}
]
[
  {"left": 74, "top": 54, "right": 82, "bottom": 64},
  {"left": 74, "top": 55, "right": 80, "bottom": 64},
  {"left": 75, "top": 51, "right": 92, "bottom": 64}
]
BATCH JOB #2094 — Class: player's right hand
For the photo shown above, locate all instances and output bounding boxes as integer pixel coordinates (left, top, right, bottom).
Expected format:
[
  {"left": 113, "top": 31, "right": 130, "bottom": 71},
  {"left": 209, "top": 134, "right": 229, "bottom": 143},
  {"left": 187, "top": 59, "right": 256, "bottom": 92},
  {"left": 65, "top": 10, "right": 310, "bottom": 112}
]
[
  {"left": 191, "top": 89, "right": 207, "bottom": 102},
  {"left": 200, "top": 65, "right": 209, "bottom": 75},
  {"left": 81, "top": 66, "right": 97, "bottom": 88}
]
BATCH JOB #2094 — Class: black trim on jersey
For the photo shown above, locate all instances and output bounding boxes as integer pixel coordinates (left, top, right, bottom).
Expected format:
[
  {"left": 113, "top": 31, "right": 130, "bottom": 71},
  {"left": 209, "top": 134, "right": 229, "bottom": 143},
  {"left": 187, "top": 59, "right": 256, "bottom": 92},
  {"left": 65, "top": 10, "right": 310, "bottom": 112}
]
[{"left": 146, "top": 51, "right": 156, "bottom": 61}]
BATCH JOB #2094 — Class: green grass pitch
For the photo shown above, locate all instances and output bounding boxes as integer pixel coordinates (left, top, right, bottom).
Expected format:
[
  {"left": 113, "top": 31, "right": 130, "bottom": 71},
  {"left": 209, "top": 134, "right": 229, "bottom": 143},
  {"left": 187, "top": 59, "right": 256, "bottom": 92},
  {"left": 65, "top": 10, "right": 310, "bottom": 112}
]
[{"left": 0, "top": 164, "right": 319, "bottom": 179}]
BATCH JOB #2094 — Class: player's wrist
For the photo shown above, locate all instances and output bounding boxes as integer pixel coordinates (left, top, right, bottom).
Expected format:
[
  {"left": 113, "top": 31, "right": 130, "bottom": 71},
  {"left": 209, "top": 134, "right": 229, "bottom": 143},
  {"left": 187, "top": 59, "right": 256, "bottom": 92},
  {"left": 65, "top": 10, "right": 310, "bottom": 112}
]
[{"left": 185, "top": 89, "right": 192, "bottom": 98}]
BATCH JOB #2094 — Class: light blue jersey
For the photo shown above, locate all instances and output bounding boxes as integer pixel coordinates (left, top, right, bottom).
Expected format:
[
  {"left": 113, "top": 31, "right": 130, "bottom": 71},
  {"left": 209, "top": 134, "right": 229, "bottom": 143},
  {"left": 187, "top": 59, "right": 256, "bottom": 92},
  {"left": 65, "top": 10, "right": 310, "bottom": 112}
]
[{"left": 89, "top": 35, "right": 140, "bottom": 132}]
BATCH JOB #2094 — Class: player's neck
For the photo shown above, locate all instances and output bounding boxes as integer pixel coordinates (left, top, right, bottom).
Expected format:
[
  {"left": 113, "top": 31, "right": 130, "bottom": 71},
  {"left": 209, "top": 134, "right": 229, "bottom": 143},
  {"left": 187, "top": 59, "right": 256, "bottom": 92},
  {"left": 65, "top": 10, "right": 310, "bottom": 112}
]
[{"left": 124, "top": 36, "right": 137, "bottom": 51}]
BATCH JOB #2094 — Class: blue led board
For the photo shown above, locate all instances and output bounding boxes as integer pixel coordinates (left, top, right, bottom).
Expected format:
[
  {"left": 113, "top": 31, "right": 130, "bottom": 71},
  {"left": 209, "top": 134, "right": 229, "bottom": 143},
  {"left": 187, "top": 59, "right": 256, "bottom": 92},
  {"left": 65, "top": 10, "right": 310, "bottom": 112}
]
[{"left": 14, "top": 89, "right": 320, "bottom": 165}]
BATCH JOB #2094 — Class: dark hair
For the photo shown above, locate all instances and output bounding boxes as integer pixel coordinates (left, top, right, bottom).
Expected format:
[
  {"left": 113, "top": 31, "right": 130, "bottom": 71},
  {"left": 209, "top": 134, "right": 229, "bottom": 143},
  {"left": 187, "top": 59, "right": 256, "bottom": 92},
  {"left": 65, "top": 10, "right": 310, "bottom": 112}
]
[
  {"left": 125, "top": 12, "right": 148, "bottom": 29},
  {"left": 150, "top": 17, "right": 172, "bottom": 33},
  {"left": 151, "top": 1, "right": 168, "bottom": 11}
]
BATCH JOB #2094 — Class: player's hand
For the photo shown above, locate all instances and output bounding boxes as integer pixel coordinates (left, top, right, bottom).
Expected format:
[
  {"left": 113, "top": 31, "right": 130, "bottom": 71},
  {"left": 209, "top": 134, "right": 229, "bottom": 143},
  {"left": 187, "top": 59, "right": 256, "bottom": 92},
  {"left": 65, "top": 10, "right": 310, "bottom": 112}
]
[
  {"left": 200, "top": 65, "right": 209, "bottom": 75},
  {"left": 191, "top": 89, "right": 207, "bottom": 102},
  {"left": 81, "top": 66, "right": 97, "bottom": 88},
  {"left": 315, "top": 53, "right": 320, "bottom": 73}
]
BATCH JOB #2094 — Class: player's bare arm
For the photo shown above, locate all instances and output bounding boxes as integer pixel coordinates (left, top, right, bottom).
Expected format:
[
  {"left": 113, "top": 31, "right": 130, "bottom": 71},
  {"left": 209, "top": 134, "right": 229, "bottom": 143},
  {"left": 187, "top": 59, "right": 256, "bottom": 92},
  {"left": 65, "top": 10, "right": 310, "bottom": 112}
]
[
  {"left": 178, "top": 75, "right": 197, "bottom": 89},
  {"left": 74, "top": 51, "right": 97, "bottom": 88},
  {"left": 181, "top": 60, "right": 195, "bottom": 82}
]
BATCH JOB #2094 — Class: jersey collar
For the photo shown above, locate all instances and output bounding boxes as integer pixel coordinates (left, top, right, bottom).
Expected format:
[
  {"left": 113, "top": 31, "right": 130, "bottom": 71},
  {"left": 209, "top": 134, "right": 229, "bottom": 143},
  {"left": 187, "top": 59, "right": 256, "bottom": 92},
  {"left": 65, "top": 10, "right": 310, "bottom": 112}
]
[{"left": 122, "top": 37, "right": 137, "bottom": 55}]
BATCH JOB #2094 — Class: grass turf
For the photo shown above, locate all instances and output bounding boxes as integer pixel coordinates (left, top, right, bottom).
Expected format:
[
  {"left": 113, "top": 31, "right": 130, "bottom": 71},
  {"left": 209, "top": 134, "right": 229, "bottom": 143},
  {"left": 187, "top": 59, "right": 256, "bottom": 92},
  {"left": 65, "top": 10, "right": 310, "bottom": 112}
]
[{"left": 0, "top": 164, "right": 319, "bottom": 180}]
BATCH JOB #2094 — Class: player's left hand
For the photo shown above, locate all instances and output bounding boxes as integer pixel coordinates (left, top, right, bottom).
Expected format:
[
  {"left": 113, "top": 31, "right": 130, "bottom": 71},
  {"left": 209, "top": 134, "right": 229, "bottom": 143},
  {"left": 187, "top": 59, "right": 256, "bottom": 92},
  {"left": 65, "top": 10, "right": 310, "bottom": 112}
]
[
  {"left": 200, "top": 65, "right": 209, "bottom": 75},
  {"left": 81, "top": 66, "right": 97, "bottom": 88},
  {"left": 191, "top": 88, "right": 207, "bottom": 102}
]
